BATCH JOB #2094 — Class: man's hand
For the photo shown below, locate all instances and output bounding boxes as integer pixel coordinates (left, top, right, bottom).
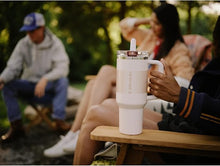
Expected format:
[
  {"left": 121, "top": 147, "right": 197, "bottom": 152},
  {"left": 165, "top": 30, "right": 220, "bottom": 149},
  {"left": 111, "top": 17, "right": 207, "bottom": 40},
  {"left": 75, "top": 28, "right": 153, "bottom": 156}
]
[
  {"left": 35, "top": 78, "right": 48, "bottom": 98},
  {"left": 149, "top": 59, "right": 181, "bottom": 103}
]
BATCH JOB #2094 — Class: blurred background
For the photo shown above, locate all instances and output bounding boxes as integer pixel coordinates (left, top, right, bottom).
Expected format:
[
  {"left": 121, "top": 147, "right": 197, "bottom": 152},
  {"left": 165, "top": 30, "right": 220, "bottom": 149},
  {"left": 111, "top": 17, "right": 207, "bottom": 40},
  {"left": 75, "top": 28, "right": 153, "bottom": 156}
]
[
  {"left": 0, "top": 1, "right": 219, "bottom": 164},
  {"left": 0, "top": 1, "right": 219, "bottom": 83}
]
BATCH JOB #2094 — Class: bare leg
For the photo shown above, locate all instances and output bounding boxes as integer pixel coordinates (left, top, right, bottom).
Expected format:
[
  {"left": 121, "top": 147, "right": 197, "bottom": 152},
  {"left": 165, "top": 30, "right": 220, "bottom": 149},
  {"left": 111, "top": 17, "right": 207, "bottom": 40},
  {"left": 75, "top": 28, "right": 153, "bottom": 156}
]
[
  {"left": 70, "top": 79, "right": 95, "bottom": 132},
  {"left": 70, "top": 65, "right": 116, "bottom": 132},
  {"left": 44, "top": 66, "right": 117, "bottom": 157},
  {"left": 73, "top": 99, "right": 162, "bottom": 165},
  {"left": 73, "top": 99, "right": 119, "bottom": 165},
  {"left": 143, "top": 108, "right": 162, "bottom": 129},
  {"left": 88, "top": 65, "right": 116, "bottom": 106}
]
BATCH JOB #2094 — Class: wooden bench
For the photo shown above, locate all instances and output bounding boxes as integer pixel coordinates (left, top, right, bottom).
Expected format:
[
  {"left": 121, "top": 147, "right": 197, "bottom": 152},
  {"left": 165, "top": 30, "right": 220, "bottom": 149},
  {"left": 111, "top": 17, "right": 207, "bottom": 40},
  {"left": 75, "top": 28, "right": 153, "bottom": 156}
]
[
  {"left": 84, "top": 75, "right": 96, "bottom": 81},
  {"left": 91, "top": 126, "right": 220, "bottom": 164}
]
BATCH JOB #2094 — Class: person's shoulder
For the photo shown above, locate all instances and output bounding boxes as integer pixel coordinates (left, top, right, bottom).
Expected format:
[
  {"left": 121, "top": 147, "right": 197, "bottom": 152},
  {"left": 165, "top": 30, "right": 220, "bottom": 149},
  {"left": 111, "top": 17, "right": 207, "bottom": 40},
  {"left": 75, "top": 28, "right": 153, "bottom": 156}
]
[
  {"left": 172, "top": 40, "right": 189, "bottom": 53},
  {"left": 174, "top": 40, "right": 188, "bottom": 49},
  {"left": 15, "top": 35, "right": 30, "bottom": 48},
  {"left": 168, "top": 40, "right": 190, "bottom": 59},
  {"left": 45, "top": 28, "right": 64, "bottom": 46}
]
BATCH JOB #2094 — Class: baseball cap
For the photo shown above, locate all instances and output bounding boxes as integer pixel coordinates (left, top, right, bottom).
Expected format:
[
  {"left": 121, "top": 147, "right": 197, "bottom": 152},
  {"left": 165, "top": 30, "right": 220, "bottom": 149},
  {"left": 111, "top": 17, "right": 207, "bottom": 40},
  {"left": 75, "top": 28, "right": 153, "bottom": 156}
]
[{"left": 20, "top": 12, "right": 45, "bottom": 32}]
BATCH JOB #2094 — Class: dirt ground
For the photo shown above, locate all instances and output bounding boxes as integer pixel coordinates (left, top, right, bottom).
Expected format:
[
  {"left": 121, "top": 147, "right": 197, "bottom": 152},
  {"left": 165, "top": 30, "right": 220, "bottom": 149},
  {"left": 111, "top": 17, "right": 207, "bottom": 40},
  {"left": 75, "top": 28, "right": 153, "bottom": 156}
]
[{"left": 0, "top": 123, "right": 73, "bottom": 165}]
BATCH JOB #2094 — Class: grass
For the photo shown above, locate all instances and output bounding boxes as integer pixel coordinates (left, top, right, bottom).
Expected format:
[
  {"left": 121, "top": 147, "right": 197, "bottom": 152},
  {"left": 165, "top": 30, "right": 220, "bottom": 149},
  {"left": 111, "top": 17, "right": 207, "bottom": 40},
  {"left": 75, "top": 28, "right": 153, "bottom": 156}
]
[
  {"left": 0, "top": 95, "right": 10, "bottom": 128},
  {"left": 91, "top": 159, "right": 116, "bottom": 165},
  {"left": 71, "top": 82, "right": 87, "bottom": 90}
]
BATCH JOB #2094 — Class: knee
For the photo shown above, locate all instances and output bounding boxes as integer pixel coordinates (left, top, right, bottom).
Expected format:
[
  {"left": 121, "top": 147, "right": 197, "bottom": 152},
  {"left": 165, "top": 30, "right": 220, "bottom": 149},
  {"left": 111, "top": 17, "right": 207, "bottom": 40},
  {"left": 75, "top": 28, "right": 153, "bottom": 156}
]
[
  {"left": 83, "top": 99, "right": 116, "bottom": 124},
  {"left": 86, "top": 79, "right": 95, "bottom": 89},
  {"left": 2, "top": 83, "right": 10, "bottom": 93},
  {"left": 102, "top": 98, "right": 116, "bottom": 106},
  {"left": 80, "top": 105, "right": 103, "bottom": 137},
  {"left": 2, "top": 81, "right": 15, "bottom": 96},
  {"left": 83, "top": 105, "right": 102, "bottom": 124},
  {"left": 97, "top": 65, "right": 116, "bottom": 77},
  {"left": 56, "top": 77, "right": 68, "bottom": 88}
]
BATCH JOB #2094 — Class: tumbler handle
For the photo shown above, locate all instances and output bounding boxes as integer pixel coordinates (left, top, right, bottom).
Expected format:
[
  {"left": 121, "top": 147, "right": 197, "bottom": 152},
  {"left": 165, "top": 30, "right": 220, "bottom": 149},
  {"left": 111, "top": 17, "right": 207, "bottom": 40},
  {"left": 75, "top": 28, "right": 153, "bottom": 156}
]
[{"left": 147, "top": 60, "right": 164, "bottom": 100}]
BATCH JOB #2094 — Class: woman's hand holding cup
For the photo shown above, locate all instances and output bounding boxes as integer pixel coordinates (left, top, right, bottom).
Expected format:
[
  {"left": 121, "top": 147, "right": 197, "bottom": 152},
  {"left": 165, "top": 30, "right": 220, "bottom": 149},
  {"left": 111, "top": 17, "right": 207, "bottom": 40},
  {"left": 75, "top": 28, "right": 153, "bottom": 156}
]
[{"left": 149, "top": 59, "right": 181, "bottom": 103}]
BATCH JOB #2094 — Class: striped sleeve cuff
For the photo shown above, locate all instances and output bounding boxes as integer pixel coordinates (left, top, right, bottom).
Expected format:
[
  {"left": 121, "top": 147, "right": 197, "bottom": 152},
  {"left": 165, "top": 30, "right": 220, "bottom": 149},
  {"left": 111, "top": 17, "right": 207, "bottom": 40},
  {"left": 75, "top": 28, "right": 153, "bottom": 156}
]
[
  {"left": 174, "top": 87, "right": 195, "bottom": 118},
  {"left": 200, "top": 113, "right": 220, "bottom": 125}
]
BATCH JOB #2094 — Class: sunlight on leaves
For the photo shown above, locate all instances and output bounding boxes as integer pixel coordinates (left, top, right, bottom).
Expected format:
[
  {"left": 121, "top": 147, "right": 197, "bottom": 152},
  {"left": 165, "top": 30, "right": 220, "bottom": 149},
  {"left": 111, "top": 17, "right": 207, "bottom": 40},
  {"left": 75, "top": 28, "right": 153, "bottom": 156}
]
[
  {"left": 97, "top": 28, "right": 106, "bottom": 40},
  {"left": 50, "top": 19, "right": 58, "bottom": 27},
  {"left": 95, "top": 6, "right": 102, "bottom": 12},
  {"left": 54, "top": 6, "right": 62, "bottom": 14},
  {"left": 108, "top": 17, "right": 121, "bottom": 45},
  {"left": 0, "top": 29, "right": 9, "bottom": 44},
  {"left": 66, "top": 37, "right": 73, "bottom": 44}
]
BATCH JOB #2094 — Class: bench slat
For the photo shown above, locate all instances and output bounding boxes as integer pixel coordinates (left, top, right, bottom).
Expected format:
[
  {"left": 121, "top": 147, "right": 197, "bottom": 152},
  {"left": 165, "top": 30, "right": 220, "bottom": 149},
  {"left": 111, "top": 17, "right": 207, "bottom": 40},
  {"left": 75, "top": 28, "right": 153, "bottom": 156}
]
[{"left": 91, "top": 126, "right": 220, "bottom": 152}]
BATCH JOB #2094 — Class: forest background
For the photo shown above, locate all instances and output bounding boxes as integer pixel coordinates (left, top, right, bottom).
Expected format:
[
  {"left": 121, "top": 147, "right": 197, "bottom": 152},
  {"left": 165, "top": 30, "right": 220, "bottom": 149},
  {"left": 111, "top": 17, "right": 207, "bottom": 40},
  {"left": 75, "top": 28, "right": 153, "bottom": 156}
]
[
  {"left": 0, "top": 1, "right": 219, "bottom": 83},
  {"left": 0, "top": 2, "right": 219, "bottom": 164}
]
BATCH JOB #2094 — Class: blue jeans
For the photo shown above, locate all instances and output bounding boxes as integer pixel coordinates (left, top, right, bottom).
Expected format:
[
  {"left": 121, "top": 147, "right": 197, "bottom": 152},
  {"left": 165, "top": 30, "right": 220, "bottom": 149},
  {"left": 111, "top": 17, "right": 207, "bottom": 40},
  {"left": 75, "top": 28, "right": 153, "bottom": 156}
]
[{"left": 2, "top": 78, "right": 68, "bottom": 122}]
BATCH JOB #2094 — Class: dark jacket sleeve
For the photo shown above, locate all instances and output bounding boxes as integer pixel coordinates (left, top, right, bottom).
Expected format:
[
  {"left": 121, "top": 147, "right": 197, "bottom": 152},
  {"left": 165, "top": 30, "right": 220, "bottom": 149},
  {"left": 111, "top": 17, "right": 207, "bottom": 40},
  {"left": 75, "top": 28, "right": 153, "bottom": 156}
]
[{"left": 173, "top": 87, "right": 220, "bottom": 133}]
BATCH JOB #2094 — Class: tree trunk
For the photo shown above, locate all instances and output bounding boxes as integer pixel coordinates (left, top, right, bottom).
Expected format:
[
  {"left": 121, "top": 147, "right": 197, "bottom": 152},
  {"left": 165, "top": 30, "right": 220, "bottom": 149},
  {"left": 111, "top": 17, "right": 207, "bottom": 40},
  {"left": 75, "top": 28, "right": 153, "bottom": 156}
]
[
  {"left": 119, "top": 1, "right": 127, "bottom": 50},
  {"left": 187, "top": 1, "right": 192, "bottom": 34}
]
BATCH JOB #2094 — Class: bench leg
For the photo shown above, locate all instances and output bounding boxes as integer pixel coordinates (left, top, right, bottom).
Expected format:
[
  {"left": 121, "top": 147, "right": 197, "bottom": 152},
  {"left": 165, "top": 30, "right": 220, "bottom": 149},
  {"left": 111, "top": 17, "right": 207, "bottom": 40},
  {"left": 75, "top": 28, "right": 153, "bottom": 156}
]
[
  {"left": 116, "top": 144, "right": 145, "bottom": 164},
  {"left": 116, "top": 144, "right": 128, "bottom": 164},
  {"left": 144, "top": 151, "right": 165, "bottom": 164}
]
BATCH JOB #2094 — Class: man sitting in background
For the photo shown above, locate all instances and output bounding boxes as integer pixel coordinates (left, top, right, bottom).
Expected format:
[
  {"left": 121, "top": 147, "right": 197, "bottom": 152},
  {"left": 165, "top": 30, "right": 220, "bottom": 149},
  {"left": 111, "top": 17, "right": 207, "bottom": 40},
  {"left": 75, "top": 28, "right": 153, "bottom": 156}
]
[{"left": 0, "top": 12, "right": 70, "bottom": 143}]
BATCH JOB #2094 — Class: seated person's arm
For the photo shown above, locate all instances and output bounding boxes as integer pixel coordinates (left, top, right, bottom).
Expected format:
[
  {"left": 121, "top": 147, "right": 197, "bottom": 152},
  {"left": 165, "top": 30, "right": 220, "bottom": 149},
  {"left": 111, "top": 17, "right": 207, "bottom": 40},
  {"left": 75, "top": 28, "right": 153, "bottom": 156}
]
[
  {"left": 119, "top": 17, "right": 151, "bottom": 46},
  {"left": 150, "top": 59, "right": 220, "bottom": 133},
  {"left": 149, "top": 59, "right": 181, "bottom": 103}
]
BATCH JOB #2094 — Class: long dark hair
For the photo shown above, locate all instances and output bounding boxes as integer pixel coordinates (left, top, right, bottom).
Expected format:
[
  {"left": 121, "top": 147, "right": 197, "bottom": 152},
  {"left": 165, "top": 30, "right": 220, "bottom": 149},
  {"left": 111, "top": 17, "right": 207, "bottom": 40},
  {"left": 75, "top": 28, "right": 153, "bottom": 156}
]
[
  {"left": 153, "top": 3, "right": 184, "bottom": 60},
  {"left": 213, "top": 16, "right": 220, "bottom": 58}
]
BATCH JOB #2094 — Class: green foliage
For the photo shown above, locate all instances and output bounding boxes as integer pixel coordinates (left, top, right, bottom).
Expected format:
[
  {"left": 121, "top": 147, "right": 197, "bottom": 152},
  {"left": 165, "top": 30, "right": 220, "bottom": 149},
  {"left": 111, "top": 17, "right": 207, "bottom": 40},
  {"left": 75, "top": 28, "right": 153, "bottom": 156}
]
[
  {"left": 91, "top": 159, "right": 116, "bottom": 165},
  {"left": 71, "top": 82, "right": 87, "bottom": 90},
  {"left": 177, "top": 1, "right": 218, "bottom": 40},
  {"left": 191, "top": 13, "right": 217, "bottom": 40},
  {"left": 0, "top": 95, "right": 9, "bottom": 128},
  {"left": 0, "top": 1, "right": 218, "bottom": 82},
  {"left": 56, "top": 2, "right": 123, "bottom": 81}
]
